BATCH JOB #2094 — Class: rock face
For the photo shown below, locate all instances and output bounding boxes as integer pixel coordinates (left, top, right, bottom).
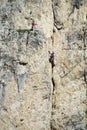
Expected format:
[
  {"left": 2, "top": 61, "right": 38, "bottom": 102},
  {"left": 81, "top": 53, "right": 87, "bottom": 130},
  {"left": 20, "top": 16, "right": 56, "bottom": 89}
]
[{"left": 0, "top": 0, "right": 87, "bottom": 130}]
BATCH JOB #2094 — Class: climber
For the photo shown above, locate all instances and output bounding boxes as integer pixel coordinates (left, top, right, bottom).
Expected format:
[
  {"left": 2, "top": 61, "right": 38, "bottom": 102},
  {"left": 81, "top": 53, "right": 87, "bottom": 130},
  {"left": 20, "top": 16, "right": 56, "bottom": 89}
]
[
  {"left": 32, "top": 20, "right": 38, "bottom": 30},
  {"left": 48, "top": 51, "right": 55, "bottom": 68}
]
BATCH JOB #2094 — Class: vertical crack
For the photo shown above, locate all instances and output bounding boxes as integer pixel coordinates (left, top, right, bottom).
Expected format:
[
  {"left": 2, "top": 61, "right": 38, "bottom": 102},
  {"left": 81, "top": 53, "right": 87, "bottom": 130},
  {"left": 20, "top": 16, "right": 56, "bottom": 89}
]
[
  {"left": 0, "top": 81, "right": 6, "bottom": 107},
  {"left": 50, "top": 75, "right": 56, "bottom": 130},
  {"left": 51, "top": 77, "right": 55, "bottom": 93},
  {"left": 83, "top": 70, "right": 87, "bottom": 85},
  {"left": 50, "top": 1, "right": 56, "bottom": 130},
  {"left": 26, "top": 31, "right": 29, "bottom": 45},
  {"left": 51, "top": 0, "right": 63, "bottom": 31},
  {"left": 51, "top": 74, "right": 56, "bottom": 130},
  {"left": 83, "top": 27, "right": 87, "bottom": 85}
]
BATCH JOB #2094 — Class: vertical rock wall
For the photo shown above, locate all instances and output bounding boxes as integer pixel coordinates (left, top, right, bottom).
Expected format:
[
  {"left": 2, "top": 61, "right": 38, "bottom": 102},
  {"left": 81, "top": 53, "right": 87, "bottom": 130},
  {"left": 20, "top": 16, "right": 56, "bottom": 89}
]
[
  {"left": 0, "top": 0, "right": 87, "bottom": 130},
  {"left": 51, "top": 0, "right": 87, "bottom": 130}
]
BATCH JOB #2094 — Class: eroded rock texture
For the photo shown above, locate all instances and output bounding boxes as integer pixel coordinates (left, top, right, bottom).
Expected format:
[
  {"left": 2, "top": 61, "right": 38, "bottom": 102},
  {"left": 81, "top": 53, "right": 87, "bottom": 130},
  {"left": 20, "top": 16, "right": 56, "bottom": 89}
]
[{"left": 0, "top": 0, "right": 87, "bottom": 130}]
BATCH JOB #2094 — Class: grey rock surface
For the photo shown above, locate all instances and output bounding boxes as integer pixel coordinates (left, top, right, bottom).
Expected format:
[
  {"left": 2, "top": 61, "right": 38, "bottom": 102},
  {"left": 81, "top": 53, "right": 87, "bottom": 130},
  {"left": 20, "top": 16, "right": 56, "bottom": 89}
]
[{"left": 0, "top": 0, "right": 87, "bottom": 130}]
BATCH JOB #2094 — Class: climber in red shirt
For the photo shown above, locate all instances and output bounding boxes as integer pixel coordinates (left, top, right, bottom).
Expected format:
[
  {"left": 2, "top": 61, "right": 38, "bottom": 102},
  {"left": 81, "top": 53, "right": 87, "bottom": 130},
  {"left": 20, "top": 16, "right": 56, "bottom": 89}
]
[{"left": 32, "top": 20, "right": 38, "bottom": 30}]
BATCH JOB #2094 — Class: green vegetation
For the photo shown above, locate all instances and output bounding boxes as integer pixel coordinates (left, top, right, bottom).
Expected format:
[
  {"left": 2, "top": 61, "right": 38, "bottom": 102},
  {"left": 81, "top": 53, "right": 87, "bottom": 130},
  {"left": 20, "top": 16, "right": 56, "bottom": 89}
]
[
  {"left": 34, "top": 32, "right": 38, "bottom": 36},
  {"left": 8, "top": 0, "right": 16, "bottom": 2},
  {"left": 16, "top": 29, "right": 30, "bottom": 34},
  {"left": 16, "top": 29, "right": 39, "bottom": 37}
]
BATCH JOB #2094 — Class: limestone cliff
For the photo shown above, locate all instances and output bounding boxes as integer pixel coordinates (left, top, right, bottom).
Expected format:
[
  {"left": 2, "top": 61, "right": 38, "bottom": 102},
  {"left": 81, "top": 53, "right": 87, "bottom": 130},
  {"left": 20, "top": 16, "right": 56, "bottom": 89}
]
[{"left": 0, "top": 0, "right": 87, "bottom": 130}]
